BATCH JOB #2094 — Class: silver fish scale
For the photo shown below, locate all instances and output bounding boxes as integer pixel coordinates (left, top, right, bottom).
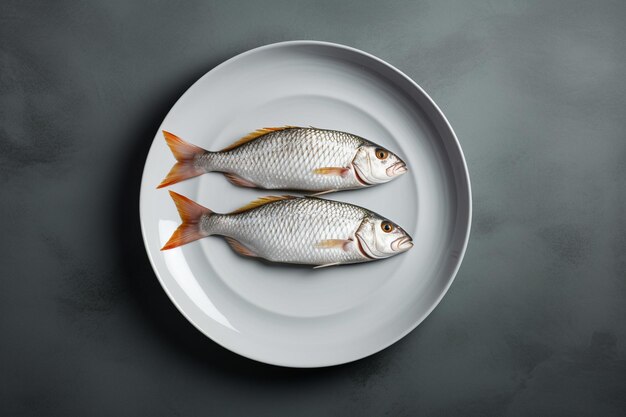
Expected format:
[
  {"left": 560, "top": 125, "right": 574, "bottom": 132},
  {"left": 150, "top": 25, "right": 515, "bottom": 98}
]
[
  {"left": 202, "top": 128, "right": 366, "bottom": 191},
  {"left": 202, "top": 197, "right": 371, "bottom": 266}
]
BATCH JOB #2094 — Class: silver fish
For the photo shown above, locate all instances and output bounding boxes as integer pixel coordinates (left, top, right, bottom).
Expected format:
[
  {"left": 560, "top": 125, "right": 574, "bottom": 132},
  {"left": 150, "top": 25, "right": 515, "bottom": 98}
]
[
  {"left": 162, "top": 191, "right": 413, "bottom": 268},
  {"left": 158, "top": 126, "right": 407, "bottom": 193}
]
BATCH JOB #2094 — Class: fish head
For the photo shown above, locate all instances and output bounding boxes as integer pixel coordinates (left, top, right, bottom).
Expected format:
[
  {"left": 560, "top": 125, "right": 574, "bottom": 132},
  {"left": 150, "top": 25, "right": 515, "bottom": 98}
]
[
  {"left": 351, "top": 145, "right": 407, "bottom": 186},
  {"left": 355, "top": 215, "right": 413, "bottom": 260}
]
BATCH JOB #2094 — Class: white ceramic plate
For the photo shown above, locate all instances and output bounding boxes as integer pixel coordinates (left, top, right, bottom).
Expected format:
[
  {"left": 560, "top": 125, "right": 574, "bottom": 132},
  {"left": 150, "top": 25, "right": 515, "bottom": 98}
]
[{"left": 139, "top": 41, "right": 471, "bottom": 367}]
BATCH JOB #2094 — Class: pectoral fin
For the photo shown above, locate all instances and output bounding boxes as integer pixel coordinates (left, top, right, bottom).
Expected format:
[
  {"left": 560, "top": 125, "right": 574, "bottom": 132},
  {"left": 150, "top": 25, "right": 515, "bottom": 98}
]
[
  {"left": 315, "top": 239, "right": 352, "bottom": 251},
  {"left": 224, "top": 237, "right": 258, "bottom": 258},
  {"left": 312, "top": 167, "right": 350, "bottom": 177}
]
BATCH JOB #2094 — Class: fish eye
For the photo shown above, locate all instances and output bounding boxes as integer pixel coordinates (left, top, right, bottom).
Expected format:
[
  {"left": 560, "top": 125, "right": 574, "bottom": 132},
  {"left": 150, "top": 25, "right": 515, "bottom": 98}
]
[
  {"left": 381, "top": 221, "right": 394, "bottom": 233},
  {"left": 375, "top": 148, "right": 389, "bottom": 160}
]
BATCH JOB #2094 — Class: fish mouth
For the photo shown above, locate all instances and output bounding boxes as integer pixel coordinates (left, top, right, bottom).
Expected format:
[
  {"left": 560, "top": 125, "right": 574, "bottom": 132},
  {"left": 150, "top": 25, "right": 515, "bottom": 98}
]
[
  {"left": 391, "top": 236, "right": 413, "bottom": 252},
  {"left": 386, "top": 162, "right": 407, "bottom": 177}
]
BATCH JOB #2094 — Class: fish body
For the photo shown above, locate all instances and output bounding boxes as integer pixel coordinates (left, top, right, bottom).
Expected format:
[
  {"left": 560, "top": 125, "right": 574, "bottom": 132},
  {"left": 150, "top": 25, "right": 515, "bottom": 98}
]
[
  {"left": 158, "top": 127, "right": 407, "bottom": 193},
  {"left": 162, "top": 192, "right": 413, "bottom": 268}
]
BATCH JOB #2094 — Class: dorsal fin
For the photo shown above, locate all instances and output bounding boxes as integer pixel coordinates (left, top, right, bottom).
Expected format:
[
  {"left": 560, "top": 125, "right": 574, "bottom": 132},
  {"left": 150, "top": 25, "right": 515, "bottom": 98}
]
[
  {"left": 220, "top": 126, "right": 299, "bottom": 152},
  {"left": 229, "top": 195, "right": 297, "bottom": 214}
]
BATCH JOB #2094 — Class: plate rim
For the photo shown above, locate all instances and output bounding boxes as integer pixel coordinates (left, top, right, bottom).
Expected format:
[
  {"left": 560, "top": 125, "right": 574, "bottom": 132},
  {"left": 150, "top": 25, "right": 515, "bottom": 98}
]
[{"left": 139, "top": 40, "right": 472, "bottom": 368}]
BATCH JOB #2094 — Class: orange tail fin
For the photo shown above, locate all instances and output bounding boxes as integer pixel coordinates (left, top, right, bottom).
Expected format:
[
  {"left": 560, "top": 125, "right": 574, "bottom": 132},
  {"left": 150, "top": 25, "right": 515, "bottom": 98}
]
[
  {"left": 161, "top": 191, "right": 213, "bottom": 250},
  {"left": 157, "top": 131, "right": 208, "bottom": 188}
]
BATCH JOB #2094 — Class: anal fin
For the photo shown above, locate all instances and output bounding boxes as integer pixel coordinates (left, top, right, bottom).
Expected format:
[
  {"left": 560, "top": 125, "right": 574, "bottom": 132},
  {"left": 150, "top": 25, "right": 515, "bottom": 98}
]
[
  {"left": 224, "top": 237, "right": 258, "bottom": 258},
  {"left": 313, "top": 262, "right": 342, "bottom": 269},
  {"left": 310, "top": 189, "right": 338, "bottom": 196},
  {"left": 223, "top": 173, "right": 258, "bottom": 188}
]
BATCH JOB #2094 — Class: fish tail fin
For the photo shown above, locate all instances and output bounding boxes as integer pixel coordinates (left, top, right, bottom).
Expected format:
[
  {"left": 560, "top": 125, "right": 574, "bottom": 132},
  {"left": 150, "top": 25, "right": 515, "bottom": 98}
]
[
  {"left": 161, "top": 191, "right": 213, "bottom": 250},
  {"left": 157, "top": 131, "right": 209, "bottom": 188}
]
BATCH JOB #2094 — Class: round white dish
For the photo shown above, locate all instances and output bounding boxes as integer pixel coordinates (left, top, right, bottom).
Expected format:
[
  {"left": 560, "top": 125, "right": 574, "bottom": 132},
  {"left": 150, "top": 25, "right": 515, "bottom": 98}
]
[{"left": 139, "top": 41, "right": 471, "bottom": 367}]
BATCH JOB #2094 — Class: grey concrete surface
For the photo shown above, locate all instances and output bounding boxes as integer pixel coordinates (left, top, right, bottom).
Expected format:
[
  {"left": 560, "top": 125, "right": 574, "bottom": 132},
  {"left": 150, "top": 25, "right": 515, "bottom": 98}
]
[{"left": 1, "top": 1, "right": 625, "bottom": 416}]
